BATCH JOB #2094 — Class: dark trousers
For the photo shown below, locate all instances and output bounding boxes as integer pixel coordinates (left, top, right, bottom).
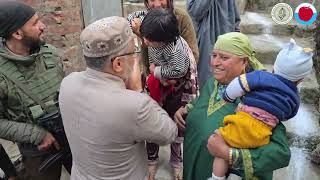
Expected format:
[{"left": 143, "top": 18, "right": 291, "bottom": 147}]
[
  {"left": 146, "top": 139, "right": 183, "bottom": 168},
  {"left": 0, "top": 144, "right": 17, "bottom": 178},
  {"left": 22, "top": 154, "right": 62, "bottom": 180},
  {"left": 22, "top": 151, "right": 72, "bottom": 180}
]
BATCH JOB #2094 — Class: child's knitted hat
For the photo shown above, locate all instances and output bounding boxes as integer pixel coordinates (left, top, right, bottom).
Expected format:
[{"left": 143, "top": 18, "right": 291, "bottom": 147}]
[{"left": 274, "top": 39, "right": 313, "bottom": 81}]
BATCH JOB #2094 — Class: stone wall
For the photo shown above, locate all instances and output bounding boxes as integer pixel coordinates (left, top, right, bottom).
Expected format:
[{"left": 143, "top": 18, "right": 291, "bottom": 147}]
[
  {"left": 315, "top": 16, "right": 320, "bottom": 87},
  {"left": 20, "top": 0, "right": 85, "bottom": 73},
  {"left": 315, "top": 16, "right": 320, "bottom": 113},
  {"left": 82, "top": 0, "right": 123, "bottom": 26}
]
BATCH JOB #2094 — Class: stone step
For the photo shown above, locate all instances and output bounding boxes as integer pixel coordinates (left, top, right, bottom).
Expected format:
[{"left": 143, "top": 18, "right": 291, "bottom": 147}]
[
  {"left": 263, "top": 64, "right": 319, "bottom": 104},
  {"left": 240, "top": 12, "right": 316, "bottom": 38},
  {"left": 248, "top": 34, "right": 315, "bottom": 64}
]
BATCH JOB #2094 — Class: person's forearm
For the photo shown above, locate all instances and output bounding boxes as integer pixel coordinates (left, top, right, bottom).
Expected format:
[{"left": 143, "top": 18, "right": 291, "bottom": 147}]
[
  {"left": 158, "top": 62, "right": 189, "bottom": 80},
  {"left": 0, "top": 118, "right": 47, "bottom": 145},
  {"left": 154, "top": 66, "right": 184, "bottom": 80},
  {"left": 134, "top": 97, "right": 178, "bottom": 145},
  {"left": 144, "top": 100, "right": 178, "bottom": 145}
]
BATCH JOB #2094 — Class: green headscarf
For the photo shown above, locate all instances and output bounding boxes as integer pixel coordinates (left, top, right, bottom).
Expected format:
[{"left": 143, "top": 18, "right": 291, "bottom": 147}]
[{"left": 214, "top": 32, "right": 265, "bottom": 70}]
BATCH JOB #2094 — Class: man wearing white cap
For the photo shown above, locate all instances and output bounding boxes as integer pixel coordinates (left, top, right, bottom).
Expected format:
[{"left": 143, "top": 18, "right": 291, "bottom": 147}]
[{"left": 59, "top": 16, "right": 178, "bottom": 180}]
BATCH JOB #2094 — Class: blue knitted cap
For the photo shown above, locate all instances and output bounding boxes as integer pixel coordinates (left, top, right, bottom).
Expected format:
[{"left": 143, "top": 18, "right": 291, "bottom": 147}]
[{"left": 274, "top": 39, "right": 313, "bottom": 82}]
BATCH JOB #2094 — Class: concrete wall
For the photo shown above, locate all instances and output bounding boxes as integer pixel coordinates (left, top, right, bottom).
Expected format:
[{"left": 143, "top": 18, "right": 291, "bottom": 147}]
[
  {"left": 82, "top": 0, "right": 123, "bottom": 26},
  {"left": 236, "top": 0, "right": 247, "bottom": 15}
]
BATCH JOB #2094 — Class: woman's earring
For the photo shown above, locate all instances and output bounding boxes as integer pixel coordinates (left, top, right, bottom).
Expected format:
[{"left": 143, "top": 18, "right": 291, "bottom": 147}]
[{"left": 242, "top": 67, "right": 246, "bottom": 74}]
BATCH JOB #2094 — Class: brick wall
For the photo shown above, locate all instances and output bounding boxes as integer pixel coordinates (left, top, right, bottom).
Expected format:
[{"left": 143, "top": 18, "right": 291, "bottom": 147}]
[{"left": 20, "top": 0, "right": 85, "bottom": 73}]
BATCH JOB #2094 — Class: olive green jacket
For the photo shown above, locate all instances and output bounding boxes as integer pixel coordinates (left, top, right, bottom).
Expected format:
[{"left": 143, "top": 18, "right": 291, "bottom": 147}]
[{"left": 0, "top": 41, "right": 64, "bottom": 147}]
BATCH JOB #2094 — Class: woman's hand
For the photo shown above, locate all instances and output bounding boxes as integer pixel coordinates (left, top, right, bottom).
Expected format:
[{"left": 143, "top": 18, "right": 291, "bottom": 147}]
[
  {"left": 131, "top": 18, "right": 142, "bottom": 37},
  {"left": 207, "top": 132, "right": 230, "bottom": 160},
  {"left": 149, "top": 63, "right": 156, "bottom": 75},
  {"left": 174, "top": 106, "right": 188, "bottom": 130}
]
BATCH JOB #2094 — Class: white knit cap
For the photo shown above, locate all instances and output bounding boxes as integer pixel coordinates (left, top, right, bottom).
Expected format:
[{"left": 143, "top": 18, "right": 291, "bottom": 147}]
[{"left": 274, "top": 39, "right": 313, "bottom": 82}]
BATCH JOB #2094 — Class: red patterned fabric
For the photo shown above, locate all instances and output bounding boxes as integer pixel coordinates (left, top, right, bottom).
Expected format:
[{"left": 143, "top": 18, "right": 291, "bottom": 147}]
[{"left": 147, "top": 74, "right": 174, "bottom": 103}]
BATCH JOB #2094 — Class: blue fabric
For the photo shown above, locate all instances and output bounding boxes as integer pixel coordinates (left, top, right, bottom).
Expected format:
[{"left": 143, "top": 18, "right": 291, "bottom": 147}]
[
  {"left": 274, "top": 39, "right": 313, "bottom": 82},
  {"left": 240, "top": 71, "right": 300, "bottom": 121},
  {"left": 187, "top": 0, "right": 241, "bottom": 88}
]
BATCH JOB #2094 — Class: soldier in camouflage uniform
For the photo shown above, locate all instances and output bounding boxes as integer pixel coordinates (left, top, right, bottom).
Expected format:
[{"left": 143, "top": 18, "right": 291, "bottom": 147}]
[{"left": 0, "top": 1, "right": 67, "bottom": 180}]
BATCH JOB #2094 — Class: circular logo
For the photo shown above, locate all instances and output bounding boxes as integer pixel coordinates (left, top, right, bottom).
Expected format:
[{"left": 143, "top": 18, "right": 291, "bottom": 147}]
[
  {"left": 271, "top": 3, "right": 293, "bottom": 24},
  {"left": 294, "top": 3, "right": 317, "bottom": 25}
]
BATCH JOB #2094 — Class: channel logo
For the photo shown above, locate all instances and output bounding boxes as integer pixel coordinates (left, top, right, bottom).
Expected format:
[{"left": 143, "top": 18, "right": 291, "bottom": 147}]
[
  {"left": 294, "top": 3, "right": 317, "bottom": 25},
  {"left": 271, "top": 3, "right": 293, "bottom": 24}
]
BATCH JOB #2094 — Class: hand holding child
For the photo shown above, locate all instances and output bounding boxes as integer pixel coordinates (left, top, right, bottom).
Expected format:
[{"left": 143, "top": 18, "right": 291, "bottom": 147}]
[{"left": 131, "top": 18, "right": 142, "bottom": 37}]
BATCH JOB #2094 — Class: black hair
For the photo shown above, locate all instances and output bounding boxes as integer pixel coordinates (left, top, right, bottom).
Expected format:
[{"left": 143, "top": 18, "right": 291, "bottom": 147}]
[
  {"left": 140, "top": 8, "right": 179, "bottom": 43},
  {"left": 243, "top": 57, "right": 254, "bottom": 73}
]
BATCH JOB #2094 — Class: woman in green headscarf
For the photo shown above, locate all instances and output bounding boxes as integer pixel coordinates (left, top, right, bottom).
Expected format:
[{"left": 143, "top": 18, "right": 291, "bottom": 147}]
[{"left": 174, "top": 32, "right": 290, "bottom": 180}]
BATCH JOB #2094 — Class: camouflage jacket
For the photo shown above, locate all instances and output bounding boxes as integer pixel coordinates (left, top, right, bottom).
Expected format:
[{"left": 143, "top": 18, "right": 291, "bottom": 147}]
[{"left": 0, "top": 41, "right": 64, "bottom": 148}]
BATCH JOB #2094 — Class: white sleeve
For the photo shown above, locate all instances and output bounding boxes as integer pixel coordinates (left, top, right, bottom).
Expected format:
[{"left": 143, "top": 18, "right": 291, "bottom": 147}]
[{"left": 223, "top": 77, "right": 245, "bottom": 102}]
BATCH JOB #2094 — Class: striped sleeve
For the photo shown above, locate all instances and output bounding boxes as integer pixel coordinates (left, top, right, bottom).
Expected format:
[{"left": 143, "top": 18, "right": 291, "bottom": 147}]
[
  {"left": 160, "top": 38, "right": 191, "bottom": 79},
  {"left": 147, "top": 38, "right": 191, "bottom": 79},
  {"left": 160, "top": 49, "right": 189, "bottom": 79},
  {"left": 148, "top": 48, "right": 159, "bottom": 64},
  {"left": 127, "top": 10, "right": 147, "bottom": 28}
]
